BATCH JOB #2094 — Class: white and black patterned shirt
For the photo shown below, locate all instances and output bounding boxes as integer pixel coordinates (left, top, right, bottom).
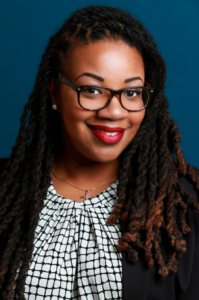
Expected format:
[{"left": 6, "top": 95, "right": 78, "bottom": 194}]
[{"left": 14, "top": 180, "right": 123, "bottom": 300}]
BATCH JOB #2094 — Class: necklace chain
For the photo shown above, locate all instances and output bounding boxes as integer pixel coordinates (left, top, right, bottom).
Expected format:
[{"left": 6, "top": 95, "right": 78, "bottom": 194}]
[{"left": 52, "top": 168, "right": 118, "bottom": 192}]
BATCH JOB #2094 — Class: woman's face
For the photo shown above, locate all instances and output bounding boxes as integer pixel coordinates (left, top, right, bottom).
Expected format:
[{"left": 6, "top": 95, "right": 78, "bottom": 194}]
[{"left": 49, "top": 40, "right": 145, "bottom": 163}]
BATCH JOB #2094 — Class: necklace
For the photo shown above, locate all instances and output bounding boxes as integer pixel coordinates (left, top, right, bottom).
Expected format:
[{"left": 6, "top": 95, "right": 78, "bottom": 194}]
[{"left": 52, "top": 168, "right": 118, "bottom": 200}]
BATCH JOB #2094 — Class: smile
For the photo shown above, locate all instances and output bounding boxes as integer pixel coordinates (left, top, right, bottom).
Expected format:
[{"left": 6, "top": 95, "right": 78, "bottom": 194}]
[
  {"left": 95, "top": 128, "right": 119, "bottom": 136},
  {"left": 87, "top": 125, "right": 125, "bottom": 144}
]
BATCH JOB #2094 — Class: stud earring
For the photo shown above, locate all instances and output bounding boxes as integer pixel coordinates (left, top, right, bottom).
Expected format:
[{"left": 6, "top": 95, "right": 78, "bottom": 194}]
[{"left": 52, "top": 104, "right": 57, "bottom": 110}]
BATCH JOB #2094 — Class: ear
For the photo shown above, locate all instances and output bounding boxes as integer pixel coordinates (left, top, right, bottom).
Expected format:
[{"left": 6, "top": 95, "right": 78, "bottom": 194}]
[{"left": 48, "top": 77, "right": 61, "bottom": 113}]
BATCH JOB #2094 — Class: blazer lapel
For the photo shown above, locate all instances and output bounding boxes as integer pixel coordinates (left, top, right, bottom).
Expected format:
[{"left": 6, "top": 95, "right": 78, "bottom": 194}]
[{"left": 122, "top": 251, "right": 149, "bottom": 300}]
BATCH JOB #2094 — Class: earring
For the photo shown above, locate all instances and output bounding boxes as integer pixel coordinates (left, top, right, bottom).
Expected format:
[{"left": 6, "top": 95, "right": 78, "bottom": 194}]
[{"left": 52, "top": 104, "right": 57, "bottom": 110}]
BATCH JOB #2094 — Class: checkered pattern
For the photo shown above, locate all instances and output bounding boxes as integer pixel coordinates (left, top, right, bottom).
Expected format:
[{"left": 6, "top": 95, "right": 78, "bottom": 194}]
[{"left": 13, "top": 180, "right": 123, "bottom": 300}]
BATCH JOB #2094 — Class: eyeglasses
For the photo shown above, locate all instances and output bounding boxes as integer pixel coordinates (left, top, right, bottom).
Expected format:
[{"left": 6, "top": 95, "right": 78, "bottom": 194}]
[{"left": 58, "top": 73, "right": 154, "bottom": 112}]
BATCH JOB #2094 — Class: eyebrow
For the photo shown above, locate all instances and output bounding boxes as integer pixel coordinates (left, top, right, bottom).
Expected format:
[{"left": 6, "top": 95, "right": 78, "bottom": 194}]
[{"left": 75, "top": 72, "right": 144, "bottom": 83}]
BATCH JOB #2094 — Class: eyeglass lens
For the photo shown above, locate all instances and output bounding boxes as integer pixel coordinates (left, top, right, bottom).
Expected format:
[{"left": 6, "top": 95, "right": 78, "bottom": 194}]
[{"left": 79, "top": 87, "right": 149, "bottom": 111}]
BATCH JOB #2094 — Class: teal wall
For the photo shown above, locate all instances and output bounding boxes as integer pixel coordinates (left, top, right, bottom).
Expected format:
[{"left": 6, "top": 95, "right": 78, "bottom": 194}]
[{"left": 0, "top": 0, "right": 199, "bottom": 167}]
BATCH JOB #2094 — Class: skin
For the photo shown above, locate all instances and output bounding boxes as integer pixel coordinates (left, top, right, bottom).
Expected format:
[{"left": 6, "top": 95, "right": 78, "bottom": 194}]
[{"left": 48, "top": 39, "right": 146, "bottom": 201}]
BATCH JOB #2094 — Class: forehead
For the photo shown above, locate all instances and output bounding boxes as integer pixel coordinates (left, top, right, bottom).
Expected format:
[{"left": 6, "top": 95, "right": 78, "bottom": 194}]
[{"left": 63, "top": 40, "right": 145, "bottom": 83}]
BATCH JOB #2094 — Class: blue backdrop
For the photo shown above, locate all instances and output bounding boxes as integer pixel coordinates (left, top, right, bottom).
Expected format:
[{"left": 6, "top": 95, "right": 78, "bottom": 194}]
[{"left": 0, "top": 0, "right": 199, "bottom": 167}]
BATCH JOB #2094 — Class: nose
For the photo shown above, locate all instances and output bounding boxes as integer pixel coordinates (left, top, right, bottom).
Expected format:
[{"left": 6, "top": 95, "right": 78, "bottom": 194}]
[{"left": 96, "top": 94, "right": 129, "bottom": 120}]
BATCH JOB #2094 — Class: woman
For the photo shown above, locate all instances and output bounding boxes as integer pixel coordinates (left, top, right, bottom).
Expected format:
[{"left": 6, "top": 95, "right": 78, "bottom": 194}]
[{"left": 0, "top": 5, "right": 199, "bottom": 300}]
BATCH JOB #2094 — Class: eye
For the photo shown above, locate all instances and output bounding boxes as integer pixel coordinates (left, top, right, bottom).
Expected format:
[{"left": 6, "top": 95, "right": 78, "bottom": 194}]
[
  {"left": 83, "top": 87, "right": 102, "bottom": 95},
  {"left": 123, "top": 89, "right": 141, "bottom": 98}
]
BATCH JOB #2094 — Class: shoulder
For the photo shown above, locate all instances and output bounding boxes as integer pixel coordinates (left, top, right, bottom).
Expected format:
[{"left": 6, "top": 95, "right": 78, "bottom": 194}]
[{"left": 176, "top": 166, "right": 199, "bottom": 298}]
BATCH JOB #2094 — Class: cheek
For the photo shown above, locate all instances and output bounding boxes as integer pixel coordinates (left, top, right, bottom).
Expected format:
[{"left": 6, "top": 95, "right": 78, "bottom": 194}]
[
  {"left": 59, "top": 91, "right": 84, "bottom": 127},
  {"left": 59, "top": 94, "right": 93, "bottom": 139},
  {"left": 129, "top": 110, "right": 145, "bottom": 129},
  {"left": 61, "top": 110, "right": 85, "bottom": 137}
]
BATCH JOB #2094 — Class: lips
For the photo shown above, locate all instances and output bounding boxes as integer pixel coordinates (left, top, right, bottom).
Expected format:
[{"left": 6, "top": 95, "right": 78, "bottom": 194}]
[{"left": 87, "top": 125, "right": 125, "bottom": 144}]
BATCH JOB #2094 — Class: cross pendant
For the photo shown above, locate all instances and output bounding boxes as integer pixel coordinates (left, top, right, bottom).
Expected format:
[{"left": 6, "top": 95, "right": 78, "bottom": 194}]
[{"left": 80, "top": 189, "right": 92, "bottom": 200}]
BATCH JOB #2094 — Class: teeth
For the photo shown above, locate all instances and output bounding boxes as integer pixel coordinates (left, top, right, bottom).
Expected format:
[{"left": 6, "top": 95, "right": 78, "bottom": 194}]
[{"left": 96, "top": 129, "right": 120, "bottom": 136}]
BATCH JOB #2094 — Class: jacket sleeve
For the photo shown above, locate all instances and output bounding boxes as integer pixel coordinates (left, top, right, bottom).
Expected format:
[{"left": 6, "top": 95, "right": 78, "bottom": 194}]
[{"left": 179, "top": 166, "right": 199, "bottom": 300}]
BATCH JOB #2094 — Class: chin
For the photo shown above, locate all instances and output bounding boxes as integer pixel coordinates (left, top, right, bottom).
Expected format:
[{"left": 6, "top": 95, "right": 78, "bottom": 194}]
[{"left": 87, "top": 151, "right": 121, "bottom": 163}]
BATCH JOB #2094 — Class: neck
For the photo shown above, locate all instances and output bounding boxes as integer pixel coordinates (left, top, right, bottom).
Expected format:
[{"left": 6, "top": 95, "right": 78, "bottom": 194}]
[{"left": 52, "top": 143, "right": 121, "bottom": 185}]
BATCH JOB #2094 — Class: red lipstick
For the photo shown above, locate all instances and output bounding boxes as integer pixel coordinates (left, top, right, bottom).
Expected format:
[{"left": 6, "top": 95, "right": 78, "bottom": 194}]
[{"left": 87, "top": 125, "right": 125, "bottom": 144}]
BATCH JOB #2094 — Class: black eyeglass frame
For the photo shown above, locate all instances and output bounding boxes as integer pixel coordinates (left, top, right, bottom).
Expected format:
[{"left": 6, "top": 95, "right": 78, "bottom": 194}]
[{"left": 58, "top": 73, "right": 154, "bottom": 112}]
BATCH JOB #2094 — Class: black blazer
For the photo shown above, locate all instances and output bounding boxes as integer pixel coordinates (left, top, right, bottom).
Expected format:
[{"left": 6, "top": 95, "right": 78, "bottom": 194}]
[{"left": 0, "top": 158, "right": 199, "bottom": 300}]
